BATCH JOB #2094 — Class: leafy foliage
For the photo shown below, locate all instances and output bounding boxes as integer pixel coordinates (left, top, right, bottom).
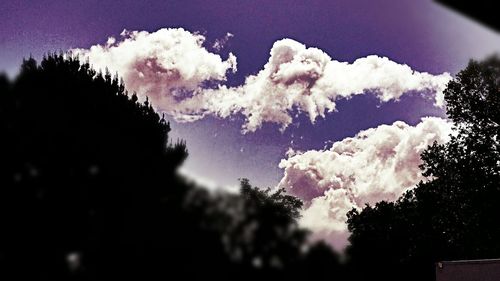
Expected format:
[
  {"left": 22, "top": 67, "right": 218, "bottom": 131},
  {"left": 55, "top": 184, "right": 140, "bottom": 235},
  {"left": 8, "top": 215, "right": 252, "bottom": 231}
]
[
  {"left": 346, "top": 56, "right": 500, "bottom": 281},
  {"left": 0, "top": 54, "right": 339, "bottom": 280}
]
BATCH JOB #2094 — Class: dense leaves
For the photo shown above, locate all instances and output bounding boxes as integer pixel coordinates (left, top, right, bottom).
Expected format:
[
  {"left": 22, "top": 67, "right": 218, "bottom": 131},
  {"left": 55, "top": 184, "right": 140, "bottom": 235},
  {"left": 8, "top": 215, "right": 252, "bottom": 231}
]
[
  {"left": 5, "top": 52, "right": 496, "bottom": 281},
  {"left": 346, "top": 56, "right": 500, "bottom": 281},
  {"left": 0, "top": 55, "right": 340, "bottom": 280}
]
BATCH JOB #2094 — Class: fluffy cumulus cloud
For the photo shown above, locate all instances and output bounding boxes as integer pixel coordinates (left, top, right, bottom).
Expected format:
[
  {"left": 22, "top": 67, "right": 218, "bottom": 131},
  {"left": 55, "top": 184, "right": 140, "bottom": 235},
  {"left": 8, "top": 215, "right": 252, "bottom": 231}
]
[
  {"left": 73, "top": 28, "right": 451, "bottom": 133},
  {"left": 72, "top": 28, "right": 237, "bottom": 121},
  {"left": 198, "top": 39, "right": 451, "bottom": 132},
  {"left": 277, "top": 117, "right": 453, "bottom": 250}
]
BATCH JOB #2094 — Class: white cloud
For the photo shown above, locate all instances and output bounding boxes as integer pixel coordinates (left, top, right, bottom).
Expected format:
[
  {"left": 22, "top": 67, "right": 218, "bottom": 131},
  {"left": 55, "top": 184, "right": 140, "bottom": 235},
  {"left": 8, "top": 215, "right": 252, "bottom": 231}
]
[
  {"left": 212, "top": 32, "right": 234, "bottom": 51},
  {"left": 195, "top": 39, "right": 452, "bottom": 132},
  {"left": 72, "top": 28, "right": 237, "bottom": 118},
  {"left": 73, "top": 28, "right": 451, "bottom": 133},
  {"left": 277, "top": 117, "right": 452, "bottom": 250},
  {"left": 72, "top": 28, "right": 456, "bottom": 249}
]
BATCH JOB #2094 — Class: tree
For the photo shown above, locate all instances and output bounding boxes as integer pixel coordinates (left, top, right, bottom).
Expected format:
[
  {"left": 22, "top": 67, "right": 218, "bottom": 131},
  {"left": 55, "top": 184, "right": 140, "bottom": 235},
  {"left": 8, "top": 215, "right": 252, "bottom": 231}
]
[
  {"left": 0, "top": 54, "right": 340, "bottom": 280},
  {"left": 0, "top": 54, "right": 192, "bottom": 279},
  {"left": 346, "top": 56, "right": 500, "bottom": 281}
]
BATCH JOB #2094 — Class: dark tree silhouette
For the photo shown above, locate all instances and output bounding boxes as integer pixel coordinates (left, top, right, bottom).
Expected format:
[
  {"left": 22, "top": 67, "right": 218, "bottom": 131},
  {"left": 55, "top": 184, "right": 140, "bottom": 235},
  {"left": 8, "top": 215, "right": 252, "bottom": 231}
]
[
  {"left": 346, "top": 56, "right": 500, "bottom": 281},
  {"left": 0, "top": 54, "right": 340, "bottom": 280}
]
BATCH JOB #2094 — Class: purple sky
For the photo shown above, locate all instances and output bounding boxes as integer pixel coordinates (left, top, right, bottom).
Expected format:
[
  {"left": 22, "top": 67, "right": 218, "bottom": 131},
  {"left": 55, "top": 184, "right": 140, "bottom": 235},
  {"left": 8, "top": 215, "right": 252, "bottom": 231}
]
[{"left": 1, "top": 0, "right": 499, "bottom": 189}]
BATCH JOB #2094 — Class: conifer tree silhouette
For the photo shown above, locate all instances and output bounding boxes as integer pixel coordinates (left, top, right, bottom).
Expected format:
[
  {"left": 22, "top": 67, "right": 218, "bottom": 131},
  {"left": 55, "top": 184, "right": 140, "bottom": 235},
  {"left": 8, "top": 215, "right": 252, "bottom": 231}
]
[{"left": 0, "top": 54, "right": 340, "bottom": 280}]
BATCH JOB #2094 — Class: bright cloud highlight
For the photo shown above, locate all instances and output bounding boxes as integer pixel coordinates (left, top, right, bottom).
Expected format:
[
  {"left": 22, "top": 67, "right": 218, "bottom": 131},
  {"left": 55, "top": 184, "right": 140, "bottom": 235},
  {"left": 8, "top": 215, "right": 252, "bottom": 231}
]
[
  {"left": 277, "top": 117, "right": 452, "bottom": 249},
  {"left": 73, "top": 28, "right": 452, "bottom": 133}
]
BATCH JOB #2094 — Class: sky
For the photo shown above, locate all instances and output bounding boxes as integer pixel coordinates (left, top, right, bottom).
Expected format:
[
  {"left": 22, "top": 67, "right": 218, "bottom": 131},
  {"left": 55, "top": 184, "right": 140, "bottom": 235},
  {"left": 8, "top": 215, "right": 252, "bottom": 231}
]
[{"left": 1, "top": 0, "right": 500, "bottom": 249}]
